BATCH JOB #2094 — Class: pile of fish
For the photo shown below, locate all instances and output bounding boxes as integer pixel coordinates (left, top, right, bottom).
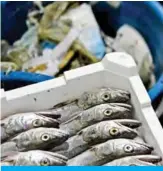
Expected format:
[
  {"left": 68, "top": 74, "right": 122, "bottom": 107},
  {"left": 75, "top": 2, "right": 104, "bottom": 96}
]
[
  {"left": 1, "top": 87, "right": 162, "bottom": 166},
  {"left": 1, "top": 112, "right": 69, "bottom": 166},
  {"left": 1, "top": 1, "right": 155, "bottom": 89}
]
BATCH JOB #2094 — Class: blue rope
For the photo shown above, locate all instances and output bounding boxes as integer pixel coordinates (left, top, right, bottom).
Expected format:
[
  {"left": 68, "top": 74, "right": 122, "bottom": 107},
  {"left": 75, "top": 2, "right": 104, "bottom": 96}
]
[
  {"left": 148, "top": 74, "right": 163, "bottom": 102},
  {"left": 1, "top": 71, "right": 53, "bottom": 84}
]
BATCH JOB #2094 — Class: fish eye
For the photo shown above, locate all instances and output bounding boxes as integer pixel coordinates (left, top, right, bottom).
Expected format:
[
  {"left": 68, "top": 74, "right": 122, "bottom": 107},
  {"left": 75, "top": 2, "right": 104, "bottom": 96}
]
[
  {"left": 102, "top": 93, "right": 110, "bottom": 101},
  {"left": 41, "top": 134, "right": 50, "bottom": 141},
  {"left": 33, "top": 119, "right": 42, "bottom": 127},
  {"left": 40, "top": 158, "right": 50, "bottom": 166},
  {"left": 124, "top": 144, "right": 134, "bottom": 153},
  {"left": 104, "top": 109, "right": 112, "bottom": 116},
  {"left": 109, "top": 127, "right": 119, "bottom": 136}
]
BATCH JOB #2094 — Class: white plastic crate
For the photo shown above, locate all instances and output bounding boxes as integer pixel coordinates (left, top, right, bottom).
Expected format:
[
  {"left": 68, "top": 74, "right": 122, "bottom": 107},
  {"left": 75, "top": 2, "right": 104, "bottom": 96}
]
[{"left": 1, "top": 52, "right": 163, "bottom": 161}]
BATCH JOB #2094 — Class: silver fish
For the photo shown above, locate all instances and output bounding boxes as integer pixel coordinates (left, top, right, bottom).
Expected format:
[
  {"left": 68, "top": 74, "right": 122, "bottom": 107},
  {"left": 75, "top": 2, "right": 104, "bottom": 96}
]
[
  {"left": 1, "top": 150, "right": 68, "bottom": 166},
  {"left": 1, "top": 128, "right": 69, "bottom": 158},
  {"left": 60, "top": 103, "right": 132, "bottom": 136},
  {"left": 1, "top": 112, "right": 60, "bottom": 142},
  {"left": 52, "top": 119, "right": 139, "bottom": 159},
  {"left": 68, "top": 138, "right": 153, "bottom": 166},
  {"left": 53, "top": 88, "right": 130, "bottom": 123},
  {"left": 103, "top": 155, "right": 162, "bottom": 166}
]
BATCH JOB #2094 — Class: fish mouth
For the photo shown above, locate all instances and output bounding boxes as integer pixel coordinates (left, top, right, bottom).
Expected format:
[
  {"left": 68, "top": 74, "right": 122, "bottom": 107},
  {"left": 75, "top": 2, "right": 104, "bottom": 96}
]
[
  {"left": 45, "top": 131, "right": 69, "bottom": 150},
  {"left": 117, "top": 90, "right": 131, "bottom": 101},
  {"left": 45, "top": 118, "right": 60, "bottom": 128},
  {"left": 123, "top": 127, "right": 138, "bottom": 139},
  {"left": 55, "top": 131, "right": 69, "bottom": 143},
  {"left": 115, "top": 119, "right": 141, "bottom": 129},
  {"left": 110, "top": 103, "right": 132, "bottom": 111},
  {"left": 36, "top": 112, "right": 61, "bottom": 119},
  {"left": 136, "top": 155, "right": 162, "bottom": 163},
  {"left": 136, "top": 142, "right": 154, "bottom": 152},
  {"left": 51, "top": 158, "right": 67, "bottom": 166}
]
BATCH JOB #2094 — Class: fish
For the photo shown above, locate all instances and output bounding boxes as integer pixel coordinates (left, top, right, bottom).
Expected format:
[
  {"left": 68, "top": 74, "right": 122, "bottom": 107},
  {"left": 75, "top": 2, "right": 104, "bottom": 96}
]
[
  {"left": 56, "top": 88, "right": 130, "bottom": 123},
  {"left": 68, "top": 138, "right": 153, "bottom": 166},
  {"left": 1, "top": 128, "right": 69, "bottom": 158},
  {"left": 103, "top": 155, "right": 162, "bottom": 166},
  {"left": 52, "top": 119, "right": 140, "bottom": 159},
  {"left": 1, "top": 112, "right": 60, "bottom": 142},
  {"left": 1, "top": 150, "right": 68, "bottom": 166},
  {"left": 60, "top": 103, "right": 132, "bottom": 136}
]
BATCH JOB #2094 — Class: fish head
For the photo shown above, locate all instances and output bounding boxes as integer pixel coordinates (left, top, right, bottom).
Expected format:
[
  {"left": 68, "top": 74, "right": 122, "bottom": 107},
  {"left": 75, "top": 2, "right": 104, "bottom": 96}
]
[
  {"left": 77, "top": 88, "right": 130, "bottom": 109},
  {"left": 34, "top": 128, "right": 69, "bottom": 148},
  {"left": 115, "top": 139, "right": 153, "bottom": 157},
  {"left": 104, "top": 121, "right": 138, "bottom": 139},
  {"left": 25, "top": 113, "right": 59, "bottom": 129},
  {"left": 26, "top": 151, "right": 68, "bottom": 166},
  {"left": 97, "top": 88, "right": 130, "bottom": 103},
  {"left": 96, "top": 103, "right": 132, "bottom": 120},
  {"left": 33, "top": 114, "right": 60, "bottom": 128},
  {"left": 11, "top": 150, "right": 68, "bottom": 166}
]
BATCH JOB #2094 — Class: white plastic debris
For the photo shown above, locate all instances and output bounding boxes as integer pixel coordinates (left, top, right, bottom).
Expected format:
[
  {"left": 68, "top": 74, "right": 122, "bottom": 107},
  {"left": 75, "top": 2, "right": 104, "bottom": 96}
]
[
  {"left": 22, "top": 26, "right": 81, "bottom": 76},
  {"left": 61, "top": 3, "right": 106, "bottom": 59},
  {"left": 103, "top": 25, "right": 155, "bottom": 86}
]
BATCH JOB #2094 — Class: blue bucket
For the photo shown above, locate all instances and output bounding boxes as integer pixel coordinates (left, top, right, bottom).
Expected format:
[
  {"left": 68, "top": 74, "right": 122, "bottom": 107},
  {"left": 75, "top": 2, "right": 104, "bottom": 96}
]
[
  {"left": 1, "top": 1, "right": 163, "bottom": 101},
  {"left": 92, "top": 1, "right": 163, "bottom": 102}
]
